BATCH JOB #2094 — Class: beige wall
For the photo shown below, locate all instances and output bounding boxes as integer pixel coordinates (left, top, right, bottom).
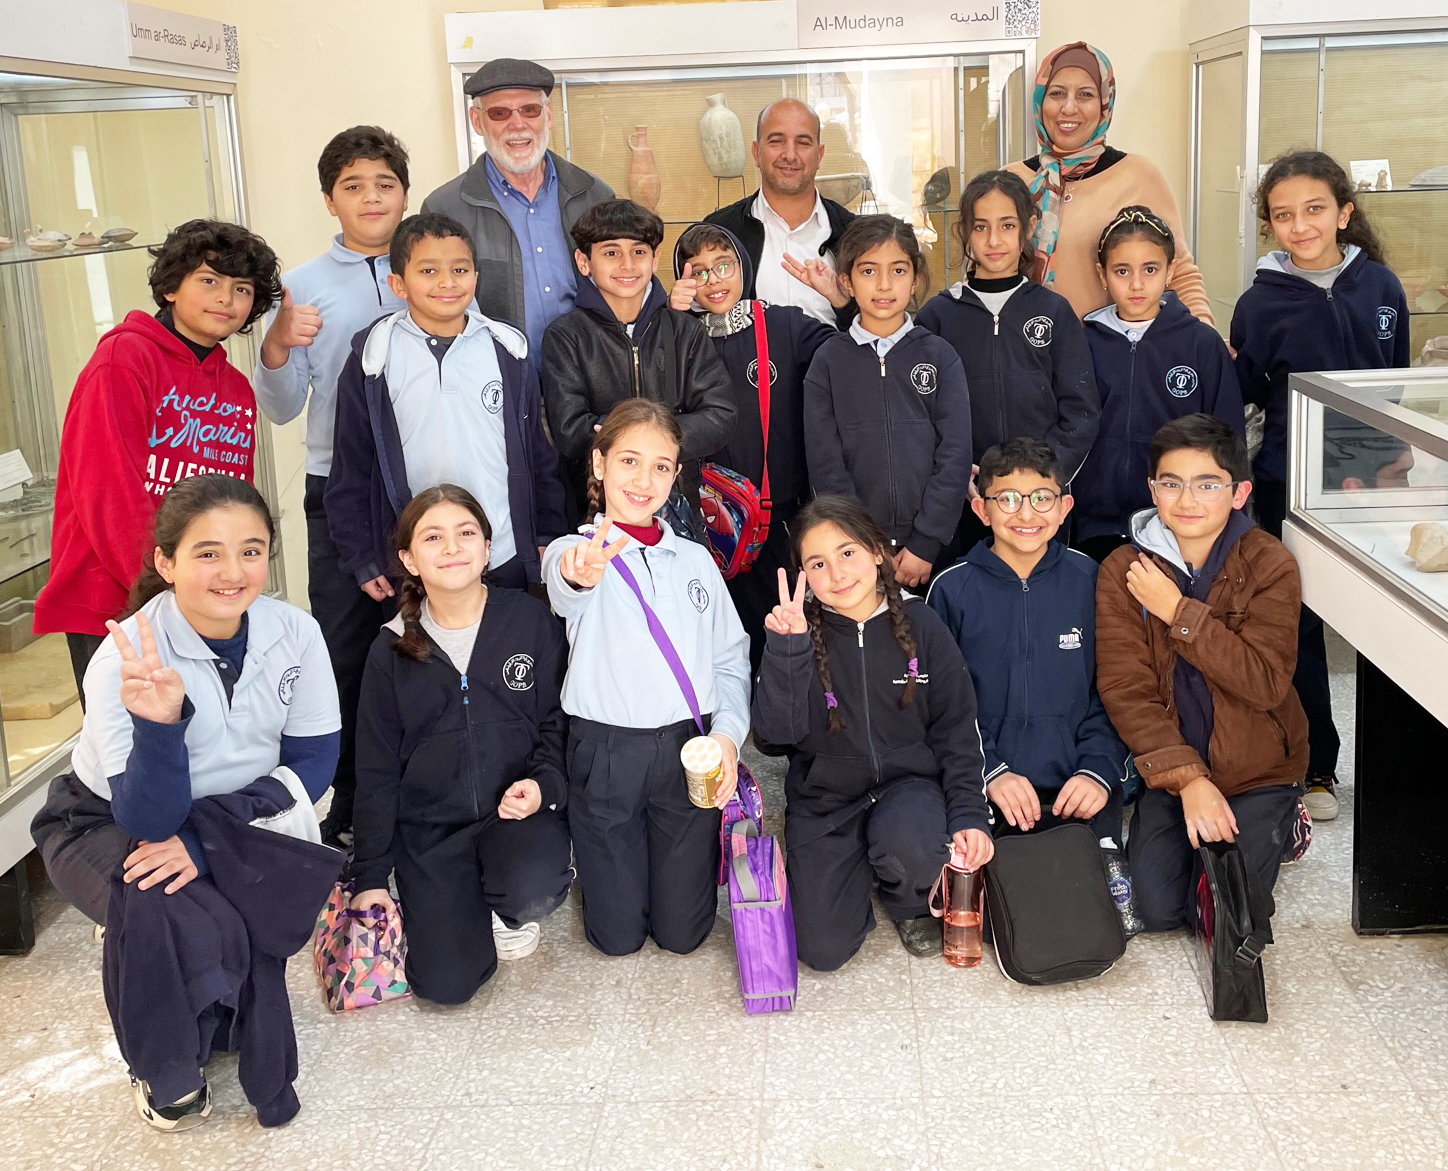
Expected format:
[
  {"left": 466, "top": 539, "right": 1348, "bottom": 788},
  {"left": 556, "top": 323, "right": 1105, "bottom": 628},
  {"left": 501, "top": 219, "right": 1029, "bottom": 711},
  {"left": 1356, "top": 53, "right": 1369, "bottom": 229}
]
[{"left": 162, "top": 0, "right": 1196, "bottom": 606}]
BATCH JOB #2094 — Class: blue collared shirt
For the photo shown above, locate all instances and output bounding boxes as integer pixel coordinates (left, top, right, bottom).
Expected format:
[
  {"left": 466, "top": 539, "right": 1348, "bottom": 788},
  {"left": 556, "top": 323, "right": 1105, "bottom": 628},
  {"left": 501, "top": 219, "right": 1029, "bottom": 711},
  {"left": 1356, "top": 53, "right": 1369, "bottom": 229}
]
[
  {"left": 484, "top": 154, "right": 577, "bottom": 367},
  {"left": 849, "top": 312, "right": 914, "bottom": 357}
]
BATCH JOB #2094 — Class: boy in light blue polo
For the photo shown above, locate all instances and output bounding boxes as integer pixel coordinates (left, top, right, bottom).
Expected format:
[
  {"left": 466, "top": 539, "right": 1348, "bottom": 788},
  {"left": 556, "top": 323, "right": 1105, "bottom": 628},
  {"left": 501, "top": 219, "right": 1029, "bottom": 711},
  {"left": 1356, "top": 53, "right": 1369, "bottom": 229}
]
[{"left": 253, "top": 126, "right": 409, "bottom": 848}]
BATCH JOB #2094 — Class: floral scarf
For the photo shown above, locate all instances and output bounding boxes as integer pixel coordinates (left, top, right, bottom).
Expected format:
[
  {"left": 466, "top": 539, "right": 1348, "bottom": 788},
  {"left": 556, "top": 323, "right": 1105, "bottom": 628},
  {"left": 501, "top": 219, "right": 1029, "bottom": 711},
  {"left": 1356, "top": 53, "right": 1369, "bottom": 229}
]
[{"left": 1027, "top": 41, "right": 1116, "bottom": 285}]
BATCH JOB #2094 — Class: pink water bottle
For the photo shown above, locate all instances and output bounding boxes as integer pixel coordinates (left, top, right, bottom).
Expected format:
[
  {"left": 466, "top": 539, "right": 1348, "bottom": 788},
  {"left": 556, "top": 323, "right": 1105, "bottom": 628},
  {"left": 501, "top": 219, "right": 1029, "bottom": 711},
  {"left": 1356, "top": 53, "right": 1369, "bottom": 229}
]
[{"left": 941, "top": 843, "right": 983, "bottom": 968}]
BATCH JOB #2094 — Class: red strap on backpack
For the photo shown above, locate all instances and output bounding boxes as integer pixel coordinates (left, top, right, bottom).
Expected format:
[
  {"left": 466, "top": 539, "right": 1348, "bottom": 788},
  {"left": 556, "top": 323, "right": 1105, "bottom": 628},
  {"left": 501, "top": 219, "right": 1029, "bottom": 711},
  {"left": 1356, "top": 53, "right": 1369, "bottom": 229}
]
[{"left": 753, "top": 300, "right": 771, "bottom": 512}]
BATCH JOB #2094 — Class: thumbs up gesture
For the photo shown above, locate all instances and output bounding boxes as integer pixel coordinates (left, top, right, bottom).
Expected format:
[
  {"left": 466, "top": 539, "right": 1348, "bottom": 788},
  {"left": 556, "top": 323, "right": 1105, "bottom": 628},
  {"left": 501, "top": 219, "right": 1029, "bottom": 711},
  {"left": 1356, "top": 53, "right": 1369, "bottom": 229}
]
[
  {"left": 260, "top": 286, "right": 322, "bottom": 369},
  {"left": 669, "top": 262, "right": 702, "bottom": 312}
]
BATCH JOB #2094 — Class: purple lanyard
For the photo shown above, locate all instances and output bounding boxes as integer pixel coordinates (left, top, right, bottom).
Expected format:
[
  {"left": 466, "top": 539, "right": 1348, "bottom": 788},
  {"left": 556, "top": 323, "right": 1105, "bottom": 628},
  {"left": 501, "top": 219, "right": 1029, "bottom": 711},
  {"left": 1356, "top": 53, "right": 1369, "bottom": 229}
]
[{"left": 606, "top": 548, "right": 705, "bottom": 735}]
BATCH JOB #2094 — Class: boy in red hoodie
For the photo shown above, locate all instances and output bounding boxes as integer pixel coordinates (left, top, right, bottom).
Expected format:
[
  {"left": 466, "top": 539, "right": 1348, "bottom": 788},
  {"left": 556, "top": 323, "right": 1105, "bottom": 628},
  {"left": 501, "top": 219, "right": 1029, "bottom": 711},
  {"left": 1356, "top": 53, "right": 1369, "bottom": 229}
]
[{"left": 34, "top": 219, "right": 282, "bottom": 695}]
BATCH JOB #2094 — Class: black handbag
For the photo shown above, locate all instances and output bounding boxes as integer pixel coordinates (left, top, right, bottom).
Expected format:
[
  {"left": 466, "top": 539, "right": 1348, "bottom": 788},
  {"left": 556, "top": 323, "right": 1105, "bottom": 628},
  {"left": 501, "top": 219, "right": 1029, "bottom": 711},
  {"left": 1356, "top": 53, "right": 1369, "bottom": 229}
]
[
  {"left": 983, "top": 822, "right": 1127, "bottom": 985},
  {"left": 1193, "top": 841, "right": 1274, "bottom": 1023}
]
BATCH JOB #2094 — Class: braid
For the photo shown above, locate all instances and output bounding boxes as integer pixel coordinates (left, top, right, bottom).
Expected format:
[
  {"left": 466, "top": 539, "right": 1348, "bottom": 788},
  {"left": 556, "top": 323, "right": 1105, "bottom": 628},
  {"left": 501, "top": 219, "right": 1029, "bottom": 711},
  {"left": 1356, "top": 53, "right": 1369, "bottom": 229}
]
[
  {"left": 392, "top": 575, "right": 432, "bottom": 662},
  {"left": 585, "top": 471, "right": 605, "bottom": 520},
  {"left": 880, "top": 563, "right": 919, "bottom": 710},
  {"left": 804, "top": 596, "right": 844, "bottom": 733}
]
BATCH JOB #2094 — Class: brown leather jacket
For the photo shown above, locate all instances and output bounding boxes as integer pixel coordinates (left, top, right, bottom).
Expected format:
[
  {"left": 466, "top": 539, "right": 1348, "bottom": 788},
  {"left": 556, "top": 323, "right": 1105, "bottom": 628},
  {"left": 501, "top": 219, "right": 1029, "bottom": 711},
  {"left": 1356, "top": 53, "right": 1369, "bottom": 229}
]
[{"left": 1095, "top": 526, "right": 1308, "bottom": 798}]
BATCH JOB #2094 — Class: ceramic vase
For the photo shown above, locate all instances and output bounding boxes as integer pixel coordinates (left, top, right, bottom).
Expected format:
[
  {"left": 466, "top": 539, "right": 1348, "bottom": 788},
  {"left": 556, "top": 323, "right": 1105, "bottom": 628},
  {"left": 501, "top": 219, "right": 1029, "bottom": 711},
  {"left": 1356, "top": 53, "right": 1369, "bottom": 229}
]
[
  {"left": 699, "top": 93, "right": 745, "bottom": 179},
  {"left": 627, "top": 125, "right": 661, "bottom": 210}
]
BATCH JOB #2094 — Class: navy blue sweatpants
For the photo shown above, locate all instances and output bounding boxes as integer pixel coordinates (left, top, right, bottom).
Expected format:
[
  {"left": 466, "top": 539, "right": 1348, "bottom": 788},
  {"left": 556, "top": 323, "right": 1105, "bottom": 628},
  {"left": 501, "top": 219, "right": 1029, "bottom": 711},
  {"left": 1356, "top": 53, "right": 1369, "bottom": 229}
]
[
  {"left": 785, "top": 777, "right": 951, "bottom": 972},
  {"left": 566, "top": 716, "right": 721, "bottom": 956}
]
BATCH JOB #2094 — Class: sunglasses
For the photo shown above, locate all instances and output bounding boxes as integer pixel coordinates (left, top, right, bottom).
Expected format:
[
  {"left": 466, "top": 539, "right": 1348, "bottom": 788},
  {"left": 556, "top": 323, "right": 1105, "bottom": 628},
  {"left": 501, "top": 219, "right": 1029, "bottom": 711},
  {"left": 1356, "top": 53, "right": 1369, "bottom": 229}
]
[{"left": 482, "top": 103, "right": 545, "bottom": 123}]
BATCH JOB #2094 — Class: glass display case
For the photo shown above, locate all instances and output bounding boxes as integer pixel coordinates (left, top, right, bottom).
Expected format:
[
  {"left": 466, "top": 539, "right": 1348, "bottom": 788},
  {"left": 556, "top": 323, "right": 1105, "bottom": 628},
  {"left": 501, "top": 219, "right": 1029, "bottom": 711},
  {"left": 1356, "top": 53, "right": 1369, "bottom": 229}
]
[
  {"left": 1285, "top": 367, "right": 1448, "bottom": 933},
  {"left": 0, "top": 62, "right": 249, "bottom": 800},
  {"left": 1191, "top": 22, "right": 1448, "bottom": 352},
  {"left": 460, "top": 53, "right": 1030, "bottom": 301}
]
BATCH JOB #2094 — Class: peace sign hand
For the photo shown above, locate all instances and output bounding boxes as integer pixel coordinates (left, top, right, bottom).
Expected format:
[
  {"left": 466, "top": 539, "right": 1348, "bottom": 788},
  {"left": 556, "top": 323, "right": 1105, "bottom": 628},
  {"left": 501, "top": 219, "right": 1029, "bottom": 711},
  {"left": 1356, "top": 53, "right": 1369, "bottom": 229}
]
[
  {"left": 764, "top": 569, "right": 808, "bottom": 636},
  {"left": 558, "top": 518, "right": 632, "bottom": 590},
  {"left": 106, "top": 612, "right": 186, "bottom": 724}
]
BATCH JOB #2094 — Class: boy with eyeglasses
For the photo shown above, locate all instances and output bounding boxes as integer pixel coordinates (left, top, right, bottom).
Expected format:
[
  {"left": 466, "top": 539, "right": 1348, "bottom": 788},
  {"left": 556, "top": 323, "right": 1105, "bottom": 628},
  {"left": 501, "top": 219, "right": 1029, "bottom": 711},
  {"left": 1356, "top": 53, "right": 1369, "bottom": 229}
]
[
  {"left": 928, "top": 438, "right": 1126, "bottom": 844},
  {"left": 669, "top": 222, "right": 835, "bottom": 672},
  {"left": 1095, "top": 413, "right": 1307, "bottom": 931}
]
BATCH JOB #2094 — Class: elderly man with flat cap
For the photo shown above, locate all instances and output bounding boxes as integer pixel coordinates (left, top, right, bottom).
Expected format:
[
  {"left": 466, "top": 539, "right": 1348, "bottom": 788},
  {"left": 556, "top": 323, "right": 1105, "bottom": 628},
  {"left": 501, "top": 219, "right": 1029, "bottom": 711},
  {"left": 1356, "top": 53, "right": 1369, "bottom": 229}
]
[
  {"left": 704, "top": 97, "right": 855, "bottom": 327},
  {"left": 423, "top": 57, "right": 613, "bottom": 365}
]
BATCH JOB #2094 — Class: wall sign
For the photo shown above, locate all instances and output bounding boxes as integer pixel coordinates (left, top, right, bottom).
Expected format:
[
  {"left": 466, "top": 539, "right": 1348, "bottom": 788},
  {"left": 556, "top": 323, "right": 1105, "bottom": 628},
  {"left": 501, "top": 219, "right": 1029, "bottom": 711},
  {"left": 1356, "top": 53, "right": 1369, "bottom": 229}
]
[
  {"left": 126, "top": 3, "right": 239, "bottom": 72},
  {"left": 797, "top": 0, "right": 1039, "bottom": 48}
]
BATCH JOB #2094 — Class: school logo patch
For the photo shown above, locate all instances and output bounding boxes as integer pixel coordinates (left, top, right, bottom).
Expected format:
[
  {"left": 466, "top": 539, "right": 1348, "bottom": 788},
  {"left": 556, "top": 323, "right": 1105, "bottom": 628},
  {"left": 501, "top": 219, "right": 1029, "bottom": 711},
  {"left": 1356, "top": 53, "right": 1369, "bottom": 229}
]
[
  {"left": 278, "top": 665, "right": 301, "bottom": 705},
  {"left": 481, "top": 380, "right": 504, "bottom": 414},
  {"left": 687, "top": 579, "right": 710, "bottom": 613},
  {"left": 1165, "top": 366, "right": 1200, "bottom": 399},
  {"left": 1376, "top": 305, "right": 1398, "bottom": 341},
  {"left": 1058, "top": 627, "right": 1084, "bottom": 651},
  {"left": 909, "top": 363, "right": 938, "bottom": 395},
  {"left": 502, "top": 653, "right": 535, "bottom": 691},
  {"left": 746, "top": 358, "right": 779, "bottom": 389},
  {"left": 1023, "top": 316, "right": 1053, "bottom": 348}
]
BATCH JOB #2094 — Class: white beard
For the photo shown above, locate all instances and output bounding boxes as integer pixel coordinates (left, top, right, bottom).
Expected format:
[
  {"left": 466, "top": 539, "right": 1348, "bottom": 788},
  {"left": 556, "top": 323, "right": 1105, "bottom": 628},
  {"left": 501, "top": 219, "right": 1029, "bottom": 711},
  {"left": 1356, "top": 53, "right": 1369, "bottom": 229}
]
[{"left": 486, "top": 123, "right": 551, "bottom": 176}]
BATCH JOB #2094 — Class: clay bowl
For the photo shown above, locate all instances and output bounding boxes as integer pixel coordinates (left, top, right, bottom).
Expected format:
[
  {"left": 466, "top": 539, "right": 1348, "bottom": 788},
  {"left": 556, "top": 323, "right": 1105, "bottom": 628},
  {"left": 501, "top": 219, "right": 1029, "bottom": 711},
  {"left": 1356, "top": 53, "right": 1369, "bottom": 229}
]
[{"left": 101, "top": 226, "right": 138, "bottom": 244}]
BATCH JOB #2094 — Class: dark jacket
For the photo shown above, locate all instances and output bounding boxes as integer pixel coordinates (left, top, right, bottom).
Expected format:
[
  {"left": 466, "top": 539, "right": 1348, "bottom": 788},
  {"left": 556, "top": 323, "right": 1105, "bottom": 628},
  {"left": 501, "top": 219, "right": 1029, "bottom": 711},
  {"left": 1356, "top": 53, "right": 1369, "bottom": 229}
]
[
  {"left": 753, "top": 597, "right": 990, "bottom": 834},
  {"left": 927, "top": 540, "right": 1126, "bottom": 797},
  {"left": 1076, "top": 292, "right": 1245, "bottom": 542},
  {"left": 420, "top": 150, "right": 613, "bottom": 332},
  {"left": 540, "top": 275, "right": 737, "bottom": 515},
  {"left": 325, "top": 312, "right": 568, "bottom": 587},
  {"left": 916, "top": 279, "right": 1099, "bottom": 478},
  {"left": 804, "top": 327, "right": 972, "bottom": 563},
  {"left": 102, "top": 778, "right": 342, "bottom": 1127},
  {"left": 705, "top": 189, "right": 857, "bottom": 329},
  {"left": 671, "top": 224, "right": 836, "bottom": 511},
  {"left": 1095, "top": 510, "right": 1309, "bottom": 798},
  {"left": 351, "top": 587, "right": 569, "bottom": 894},
  {"left": 1230, "top": 249, "right": 1410, "bottom": 486}
]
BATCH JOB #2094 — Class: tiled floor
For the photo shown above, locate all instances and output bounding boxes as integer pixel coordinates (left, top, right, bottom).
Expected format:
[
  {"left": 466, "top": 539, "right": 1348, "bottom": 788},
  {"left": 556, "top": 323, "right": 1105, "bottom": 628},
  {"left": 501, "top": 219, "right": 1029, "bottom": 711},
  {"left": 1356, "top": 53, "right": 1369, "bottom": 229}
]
[{"left": 4, "top": 632, "right": 1448, "bottom": 1170}]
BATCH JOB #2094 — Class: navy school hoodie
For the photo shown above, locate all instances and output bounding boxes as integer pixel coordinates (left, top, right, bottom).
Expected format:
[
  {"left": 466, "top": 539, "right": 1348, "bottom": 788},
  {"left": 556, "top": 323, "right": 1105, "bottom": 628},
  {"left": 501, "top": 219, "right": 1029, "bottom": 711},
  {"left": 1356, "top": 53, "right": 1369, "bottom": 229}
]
[
  {"left": 1230, "top": 246, "right": 1409, "bottom": 486},
  {"left": 927, "top": 539, "right": 1126, "bottom": 797},
  {"left": 350, "top": 587, "right": 568, "bottom": 894},
  {"left": 916, "top": 278, "right": 1100, "bottom": 479},
  {"left": 671, "top": 226, "right": 836, "bottom": 512},
  {"left": 804, "top": 327, "right": 972, "bottom": 563},
  {"left": 752, "top": 596, "right": 990, "bottom": 834},
  {"left": 1076, "top": 292, "right": 1245, "bottom": 543}
]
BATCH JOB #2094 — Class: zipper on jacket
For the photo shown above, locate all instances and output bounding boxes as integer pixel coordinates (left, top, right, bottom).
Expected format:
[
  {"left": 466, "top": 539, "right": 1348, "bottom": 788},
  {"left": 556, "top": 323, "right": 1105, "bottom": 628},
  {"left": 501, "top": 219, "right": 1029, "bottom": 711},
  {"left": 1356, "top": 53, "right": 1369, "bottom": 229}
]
[
  {"left": 460, "top": 673, "right": 481, "bottom": 819},
  {"left": 857, "top": 622, "right": 883, "bottom": 787},
  {"left": 992, "top": 315, "right": 1006, "bottom": 451},
  {"left": 878, "top": 349, "right": 897, "bottom": 532},
  {"left": 631, "top": 342, "right": 642, "bottom": 396},
  {"left": 1125, "top": 337, "right": 1138, "bottom": 461},
  {"left": 993, "top": 313, "right": 1000, "bottom": 337}
]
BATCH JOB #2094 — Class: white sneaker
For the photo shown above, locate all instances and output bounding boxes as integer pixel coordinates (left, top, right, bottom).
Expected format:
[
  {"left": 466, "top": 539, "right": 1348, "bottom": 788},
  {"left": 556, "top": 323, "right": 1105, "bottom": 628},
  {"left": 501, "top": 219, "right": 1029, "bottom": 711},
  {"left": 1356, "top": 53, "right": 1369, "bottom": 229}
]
[
  {"left": 491, "top": 911, "right": 540, "bottom": 960},
  {"left": 131, "top": 1073, "right": 211, "bottom": 1131},
  {"left": 92, "top": 923, "right": 105, "bottom": 946}
]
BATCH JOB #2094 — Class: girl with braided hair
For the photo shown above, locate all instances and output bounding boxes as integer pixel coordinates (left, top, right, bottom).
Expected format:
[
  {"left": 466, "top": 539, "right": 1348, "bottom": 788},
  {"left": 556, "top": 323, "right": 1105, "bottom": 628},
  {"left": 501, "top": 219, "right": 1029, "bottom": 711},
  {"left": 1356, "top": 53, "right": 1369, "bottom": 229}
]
[
  {"left": 350, "top": 484, "right": 573, "bottom": 1002},
  {"left": 752, "top": 495, "right": 993, "bottom": 969}
]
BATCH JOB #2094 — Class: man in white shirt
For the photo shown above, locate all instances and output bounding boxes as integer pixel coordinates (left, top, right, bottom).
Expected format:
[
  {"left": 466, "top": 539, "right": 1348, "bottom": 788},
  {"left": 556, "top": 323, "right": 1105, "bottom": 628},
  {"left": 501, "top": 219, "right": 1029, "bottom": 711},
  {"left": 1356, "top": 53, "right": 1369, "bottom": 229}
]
[{"left": 703, "top": 99, "right": 856, "bottom": 327}]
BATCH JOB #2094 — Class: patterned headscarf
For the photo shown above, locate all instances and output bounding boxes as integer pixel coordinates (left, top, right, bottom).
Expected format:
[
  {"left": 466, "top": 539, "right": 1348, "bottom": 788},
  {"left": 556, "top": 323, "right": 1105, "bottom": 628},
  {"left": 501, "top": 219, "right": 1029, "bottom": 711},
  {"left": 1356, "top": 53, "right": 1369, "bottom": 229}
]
[{"left": 1027, "top": 42, "right": 1116, "bottom": 285}]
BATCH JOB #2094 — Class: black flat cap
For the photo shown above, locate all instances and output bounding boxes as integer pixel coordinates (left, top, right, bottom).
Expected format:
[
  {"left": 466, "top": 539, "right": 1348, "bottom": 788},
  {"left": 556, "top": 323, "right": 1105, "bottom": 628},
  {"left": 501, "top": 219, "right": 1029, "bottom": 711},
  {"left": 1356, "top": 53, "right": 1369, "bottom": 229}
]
[{"left": 464, "top": 58, "right": 555, "bottom": 99}]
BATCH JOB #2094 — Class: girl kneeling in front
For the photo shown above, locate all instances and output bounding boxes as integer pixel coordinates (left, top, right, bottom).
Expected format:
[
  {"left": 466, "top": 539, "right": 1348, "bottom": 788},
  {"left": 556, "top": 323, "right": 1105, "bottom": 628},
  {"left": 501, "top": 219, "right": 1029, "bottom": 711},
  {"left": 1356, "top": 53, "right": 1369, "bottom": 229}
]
[
  {"left": 753, "top": 495, "right": 994, "bottom": 970},
  {"left": 350, "top": 484, "right": 573, "bottom": 1003},
  {"left": 30, "top": 475, "right": 343, "bottom": 1131},
  {"left": 543, "top": 399, "right": 750, "bottom": 957}
]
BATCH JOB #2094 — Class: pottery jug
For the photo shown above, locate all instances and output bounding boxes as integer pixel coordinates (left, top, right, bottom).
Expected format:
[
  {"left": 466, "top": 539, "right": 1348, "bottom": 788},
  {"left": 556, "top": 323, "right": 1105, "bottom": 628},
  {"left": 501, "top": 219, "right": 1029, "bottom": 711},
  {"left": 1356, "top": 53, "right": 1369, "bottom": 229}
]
[
  {"left": 699, "top": 93, "right": 745, "bottom": 179},
  {"left": 627, "top": 125, "right": 662, "bottom": 210}
]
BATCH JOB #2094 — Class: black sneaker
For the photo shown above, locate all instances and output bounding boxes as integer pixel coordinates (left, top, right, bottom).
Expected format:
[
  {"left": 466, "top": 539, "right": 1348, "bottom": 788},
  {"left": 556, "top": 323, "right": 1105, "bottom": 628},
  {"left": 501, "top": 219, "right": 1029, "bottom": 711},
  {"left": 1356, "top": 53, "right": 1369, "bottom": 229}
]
[
  {"left": 750, "top": 733, "right": 790, "bottom": 758},
  {"left": 131, "top": 1073, "right": 212, "bottom": 1131},
  {"left": 895, "top": 915, "right": 943, "bottom": 958}
]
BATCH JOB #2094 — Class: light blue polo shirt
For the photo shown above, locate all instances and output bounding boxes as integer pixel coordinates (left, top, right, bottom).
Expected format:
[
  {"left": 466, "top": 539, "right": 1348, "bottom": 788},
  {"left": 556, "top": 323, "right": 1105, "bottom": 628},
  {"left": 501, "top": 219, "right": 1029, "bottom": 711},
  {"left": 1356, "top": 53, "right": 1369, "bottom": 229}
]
[{"left": 73, "top": 592, "right": 340, "bottom": 800}]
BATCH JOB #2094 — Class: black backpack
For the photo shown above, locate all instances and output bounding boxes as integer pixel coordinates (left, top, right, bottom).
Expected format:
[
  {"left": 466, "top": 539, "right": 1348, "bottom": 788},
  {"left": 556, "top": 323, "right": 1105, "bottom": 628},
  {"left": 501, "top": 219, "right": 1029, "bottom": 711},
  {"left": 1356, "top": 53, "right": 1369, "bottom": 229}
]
[{"left": 983, "top": 822, "right": 1127, "bottom": 985}]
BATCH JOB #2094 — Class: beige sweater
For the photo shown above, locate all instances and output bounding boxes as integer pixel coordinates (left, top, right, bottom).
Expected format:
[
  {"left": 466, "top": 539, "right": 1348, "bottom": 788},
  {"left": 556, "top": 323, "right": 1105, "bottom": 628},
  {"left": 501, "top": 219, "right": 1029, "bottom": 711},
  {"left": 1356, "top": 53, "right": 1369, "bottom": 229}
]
[{"left": 1006, "top": 153, "right": 1212, "bottom": 325}]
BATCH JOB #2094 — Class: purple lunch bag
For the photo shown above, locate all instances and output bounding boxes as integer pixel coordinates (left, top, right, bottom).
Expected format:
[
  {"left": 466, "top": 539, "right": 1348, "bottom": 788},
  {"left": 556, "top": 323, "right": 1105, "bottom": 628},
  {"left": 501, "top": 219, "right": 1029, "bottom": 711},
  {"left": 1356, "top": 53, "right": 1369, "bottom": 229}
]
[{"left": 726, "top": 818, "right": 797, "bottom": 1014}]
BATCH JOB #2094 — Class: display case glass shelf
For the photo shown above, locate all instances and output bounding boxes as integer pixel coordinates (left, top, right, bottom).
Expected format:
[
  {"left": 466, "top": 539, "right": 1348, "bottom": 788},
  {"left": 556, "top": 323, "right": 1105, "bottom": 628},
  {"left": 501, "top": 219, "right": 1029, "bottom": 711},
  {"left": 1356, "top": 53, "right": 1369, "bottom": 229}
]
[
  {"left": 461, "top": 53, "right": 1029, "bottom": 301},
  {"left": 0, "top": 64, "right": 247, "bottom": 794},
  {"left": 1192, "top": 25, "right": 1448, "bottom": 355},
  {"left": 1289, "top": 368, "right": 1448, "bottom": 625}
]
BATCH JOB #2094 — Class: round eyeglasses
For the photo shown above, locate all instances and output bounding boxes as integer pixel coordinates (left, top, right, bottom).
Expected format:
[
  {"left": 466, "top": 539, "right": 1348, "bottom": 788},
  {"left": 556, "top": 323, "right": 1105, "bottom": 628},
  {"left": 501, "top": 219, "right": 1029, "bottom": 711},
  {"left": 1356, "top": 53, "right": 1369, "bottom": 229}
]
[{"left": 981, "top": 488, "right": 1062, "bottom": 514}]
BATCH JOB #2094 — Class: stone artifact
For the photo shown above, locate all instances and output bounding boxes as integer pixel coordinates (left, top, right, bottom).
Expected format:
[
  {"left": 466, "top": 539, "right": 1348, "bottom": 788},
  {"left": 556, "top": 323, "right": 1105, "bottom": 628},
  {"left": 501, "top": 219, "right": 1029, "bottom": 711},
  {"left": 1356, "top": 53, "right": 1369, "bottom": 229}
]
[
  {"left": 699, "top": 93, "right": 745, "bottom": 179},
  {"left": 1406, "top": 521, "right": 1448, "bottom": 572}
]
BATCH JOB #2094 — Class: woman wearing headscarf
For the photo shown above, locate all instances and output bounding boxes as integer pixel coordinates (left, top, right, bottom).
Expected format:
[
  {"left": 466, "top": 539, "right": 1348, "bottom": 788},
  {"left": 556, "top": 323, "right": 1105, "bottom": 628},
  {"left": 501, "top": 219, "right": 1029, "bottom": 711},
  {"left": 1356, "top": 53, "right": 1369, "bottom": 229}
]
[{"left": 1006, "top": 42, "right": 1212, "bottom": 323}]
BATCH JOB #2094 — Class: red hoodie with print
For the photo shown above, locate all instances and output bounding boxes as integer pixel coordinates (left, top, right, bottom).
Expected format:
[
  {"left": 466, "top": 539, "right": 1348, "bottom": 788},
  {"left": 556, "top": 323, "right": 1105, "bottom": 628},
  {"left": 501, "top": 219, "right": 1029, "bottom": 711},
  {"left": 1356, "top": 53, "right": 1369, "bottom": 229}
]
[{"left": 34, "top": 311, "right": 257, "bottom": 636}]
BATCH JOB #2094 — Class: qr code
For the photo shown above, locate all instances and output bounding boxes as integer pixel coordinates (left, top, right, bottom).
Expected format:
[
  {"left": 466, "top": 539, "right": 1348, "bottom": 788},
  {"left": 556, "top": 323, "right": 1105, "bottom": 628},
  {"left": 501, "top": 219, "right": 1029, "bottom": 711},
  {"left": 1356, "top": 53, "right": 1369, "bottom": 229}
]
[
  {"left": 1005, "top": 0, "right": 1040, "bottom": 38},
  {"left": 223, "top": 24, "right": 240, "bottom": 72}
]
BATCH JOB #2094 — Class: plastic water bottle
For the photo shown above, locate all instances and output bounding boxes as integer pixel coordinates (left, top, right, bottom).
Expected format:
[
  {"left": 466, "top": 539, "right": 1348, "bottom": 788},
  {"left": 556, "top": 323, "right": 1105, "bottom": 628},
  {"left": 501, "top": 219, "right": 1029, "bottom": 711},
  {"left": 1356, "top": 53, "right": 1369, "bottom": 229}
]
[
  {"left": 942, "top": 843, "right": 983, "bottom": 968},
  {"left": 1101, "top": 838, "right": 1144, "bottom": 938}
]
